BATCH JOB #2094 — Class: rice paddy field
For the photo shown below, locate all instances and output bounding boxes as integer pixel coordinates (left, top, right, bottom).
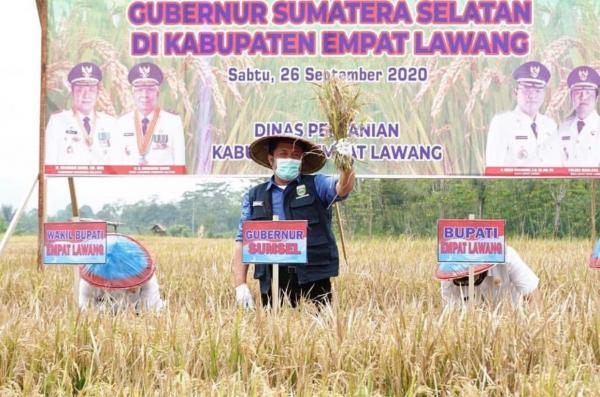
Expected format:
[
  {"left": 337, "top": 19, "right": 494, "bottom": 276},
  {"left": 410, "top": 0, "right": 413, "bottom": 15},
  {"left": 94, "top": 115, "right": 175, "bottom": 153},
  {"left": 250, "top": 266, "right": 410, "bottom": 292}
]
[{"left": 1, "top": 235, "right": 599, "bottom": 395}]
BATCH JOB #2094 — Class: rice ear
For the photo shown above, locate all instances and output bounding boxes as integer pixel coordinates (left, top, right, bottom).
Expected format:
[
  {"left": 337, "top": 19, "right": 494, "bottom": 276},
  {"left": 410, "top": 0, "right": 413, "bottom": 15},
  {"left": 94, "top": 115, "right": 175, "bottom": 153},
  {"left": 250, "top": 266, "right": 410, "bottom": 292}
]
[{"left": 314, "top": 76, "right": 363, "bottom": 171}]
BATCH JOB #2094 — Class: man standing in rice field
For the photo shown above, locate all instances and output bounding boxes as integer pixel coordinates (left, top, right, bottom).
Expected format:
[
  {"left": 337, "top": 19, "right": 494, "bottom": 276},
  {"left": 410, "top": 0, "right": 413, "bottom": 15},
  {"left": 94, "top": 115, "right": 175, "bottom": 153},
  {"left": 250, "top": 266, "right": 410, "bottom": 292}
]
[
  {"left": 436, "top": 245, "right": 540, "bottom": 308},
  {"left": 558, "top": 66, "right": 600, "bottom": 167},
  {"left": 485, "top": 61, "right": 561, "bottom": 168},
  {"left": 115, "top": 62, "right": 186, "bottom": 168},
  {"left": 232, "top": 136, "right": 355, "bottom": 309},
  {"left": 45, "top": 62, "right": 117, "bottom": 165}
]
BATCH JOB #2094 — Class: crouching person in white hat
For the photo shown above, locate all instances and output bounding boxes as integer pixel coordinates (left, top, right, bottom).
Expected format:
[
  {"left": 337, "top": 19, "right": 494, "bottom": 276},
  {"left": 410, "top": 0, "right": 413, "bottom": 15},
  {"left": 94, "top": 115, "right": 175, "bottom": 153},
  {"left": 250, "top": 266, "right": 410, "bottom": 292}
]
[
  {"left": 435, "top": 245, "right": 540, "bottom": 308},
  {"left": 79, "top": 234, "right": 165, "bottom": 313}
]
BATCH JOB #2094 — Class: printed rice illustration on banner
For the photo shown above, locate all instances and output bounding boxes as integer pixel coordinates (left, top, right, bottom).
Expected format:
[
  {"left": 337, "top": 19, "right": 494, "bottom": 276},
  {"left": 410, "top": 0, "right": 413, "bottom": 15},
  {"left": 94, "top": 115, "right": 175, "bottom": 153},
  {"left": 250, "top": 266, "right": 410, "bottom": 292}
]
[{"left": 43, "top": 1, "right": 600, "bottom": 177}]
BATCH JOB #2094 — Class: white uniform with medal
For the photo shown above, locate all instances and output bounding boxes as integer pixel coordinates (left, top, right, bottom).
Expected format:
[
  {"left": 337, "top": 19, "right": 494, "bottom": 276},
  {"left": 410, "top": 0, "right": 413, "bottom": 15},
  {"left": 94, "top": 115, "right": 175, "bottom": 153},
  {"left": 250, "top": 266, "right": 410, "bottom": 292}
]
[
  {"left": 485, "top": 108, "right": 560, "bottom": 167},
  {"left": 45, "top": 110, "right": 117, "bottom": 165},
  {"left": 558, "top": 111, "right": 600, "bottom": 167},
  {"left": 115, "top": 109, "right": 186, "bottom": 166}
]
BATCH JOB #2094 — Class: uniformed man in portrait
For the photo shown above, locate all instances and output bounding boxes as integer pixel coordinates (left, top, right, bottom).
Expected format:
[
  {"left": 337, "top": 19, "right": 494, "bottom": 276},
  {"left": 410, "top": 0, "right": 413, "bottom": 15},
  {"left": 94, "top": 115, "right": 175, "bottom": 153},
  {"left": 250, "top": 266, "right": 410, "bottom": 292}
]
[
  {"left": 45, "top": 62, "right": 116, "bottom": 165},
  {"left": 485, "top": 61, "right": 560, "bottom": 168},
  {"left": 558, "top": 66, "right": 600, "bottom": 167},
  {"left": 115, "top": 62, "right": 186, "bottom": 168}
]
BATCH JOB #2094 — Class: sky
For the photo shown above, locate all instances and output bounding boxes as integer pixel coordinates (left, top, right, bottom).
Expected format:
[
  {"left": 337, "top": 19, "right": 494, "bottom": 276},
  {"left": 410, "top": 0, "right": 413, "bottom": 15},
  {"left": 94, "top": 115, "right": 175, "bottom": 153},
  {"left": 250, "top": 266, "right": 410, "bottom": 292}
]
[{"left": 0, "top": 2, "right": 248, "bottom": 217}]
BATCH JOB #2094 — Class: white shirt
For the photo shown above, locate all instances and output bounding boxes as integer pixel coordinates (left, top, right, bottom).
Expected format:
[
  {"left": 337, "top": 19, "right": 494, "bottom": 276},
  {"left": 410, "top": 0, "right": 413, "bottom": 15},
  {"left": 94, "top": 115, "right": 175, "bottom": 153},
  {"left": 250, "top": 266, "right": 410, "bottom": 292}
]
[
  {"left": 558, "top": 111, "right": 600, "bottom": 167},
  {"left": 45, "top": 110, "right": 117, "bottom": 165},
  {"left": 78, "top": 273, "right": 165, "bottom": 313},
  {"left": 441, "top": 246, "right": 539, "bottom": 307},
  {"left": 486, "top": 108, "right": 560, "bottom": 167},
  {"left": 115, "top": 110, "right": 186, "bottom": 166}
]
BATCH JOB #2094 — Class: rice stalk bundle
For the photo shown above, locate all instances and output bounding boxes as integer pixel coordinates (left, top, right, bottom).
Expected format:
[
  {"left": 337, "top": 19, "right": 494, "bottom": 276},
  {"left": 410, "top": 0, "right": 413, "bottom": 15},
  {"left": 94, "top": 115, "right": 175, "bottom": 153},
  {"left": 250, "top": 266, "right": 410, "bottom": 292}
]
[{"left": 314, "top": 76, "right": 362, "bottom": 172}]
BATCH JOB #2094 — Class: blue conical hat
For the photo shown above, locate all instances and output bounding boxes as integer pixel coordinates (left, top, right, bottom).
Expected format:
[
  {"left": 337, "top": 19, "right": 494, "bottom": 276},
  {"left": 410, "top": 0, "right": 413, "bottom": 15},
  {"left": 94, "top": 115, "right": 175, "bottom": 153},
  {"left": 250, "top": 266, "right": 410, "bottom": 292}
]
[
  {"left": 80, "top": 234, "right": 154, "bottom": 288},
  {"left": 590, "top": 239, "right": 600, "bottom": 269},
  {"left": 435, "top": 262, "right": 496, "bottom": 280}
]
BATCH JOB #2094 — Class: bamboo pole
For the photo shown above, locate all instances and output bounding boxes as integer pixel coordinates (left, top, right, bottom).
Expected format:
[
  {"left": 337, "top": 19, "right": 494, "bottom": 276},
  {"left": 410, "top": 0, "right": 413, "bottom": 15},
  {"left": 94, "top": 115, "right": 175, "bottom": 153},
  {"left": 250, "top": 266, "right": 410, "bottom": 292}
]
[
  {"left": 271, "top": 215, "right": 280, "bottom": 311},
  {"left": 69, "top": 177, "right": 80, "bottom": 304},
  {"left": 36, "top": 0, "right": 48, "bottom": 272},
  {"left": 68, "top": 178, "right": 79, "bottom": 217},
  {"left": 468, "top": 214, "right": 476, "bottom": 304},
  {"left": 592, "top": 179, "right": 597, "bottom": 245},
  {"left": 335, "top": 203, "right": 349, "bottom": 266}
]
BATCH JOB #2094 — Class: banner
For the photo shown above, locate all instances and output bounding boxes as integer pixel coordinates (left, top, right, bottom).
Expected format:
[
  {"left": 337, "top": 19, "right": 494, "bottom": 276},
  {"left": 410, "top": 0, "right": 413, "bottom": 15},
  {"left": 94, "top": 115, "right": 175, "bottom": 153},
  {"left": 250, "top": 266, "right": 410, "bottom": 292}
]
[
  {"left": 438, "top": 219, "right": 505, "bottom": 263},
  {"left": 43, "top": 1, "right": 600, "bottom": 177},
  {"left": 242, "top": 220, "right": 307, "bottom": 264},
  {"left": 44, "top": 222, "right": 107, "bottom": 264}
]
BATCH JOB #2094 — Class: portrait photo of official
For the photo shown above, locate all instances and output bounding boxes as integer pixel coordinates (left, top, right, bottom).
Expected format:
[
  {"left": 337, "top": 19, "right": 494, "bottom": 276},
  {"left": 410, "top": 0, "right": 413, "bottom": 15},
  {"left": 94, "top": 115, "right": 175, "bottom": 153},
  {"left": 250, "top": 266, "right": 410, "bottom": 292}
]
[
  {"left": 485, "top": 61, "right": 561, "bottom": 168},
  {"left": 115, "top": 62, "right": 186, "bottom": 168},
  {"left": 558, "top": 66, "right": 600, "bottom": 167},
  {"left": 45, "top": 62, "right": 117, "bottom": 166}
]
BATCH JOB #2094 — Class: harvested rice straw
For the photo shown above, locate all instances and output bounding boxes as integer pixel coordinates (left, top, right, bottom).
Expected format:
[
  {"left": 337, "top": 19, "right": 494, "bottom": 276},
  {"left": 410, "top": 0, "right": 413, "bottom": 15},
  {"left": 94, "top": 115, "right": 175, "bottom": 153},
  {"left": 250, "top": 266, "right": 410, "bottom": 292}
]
[
  {"left": 541, "top": 37, "right": 584, "bottom": 69},
  {"left": 431, "top": 59, "right": 473, "bottom": 118},
  {"left": 314, "top": 76, "right": 362, "bottom": 172},
  {"left": 464, "top": 68, "right": 507, "bottom": 116},
  {"left": 96, "top": 89, "right": 117, "bottom": 117},
  {"left": 545, "top": 81, "right": 570, "bottom": 121}
]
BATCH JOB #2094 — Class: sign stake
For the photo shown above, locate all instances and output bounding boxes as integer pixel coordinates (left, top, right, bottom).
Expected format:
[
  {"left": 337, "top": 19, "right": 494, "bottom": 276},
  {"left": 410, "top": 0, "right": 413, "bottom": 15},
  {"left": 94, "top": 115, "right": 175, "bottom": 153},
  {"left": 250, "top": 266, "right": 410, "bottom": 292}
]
[
  {"left": 271, "top": 215, "right": 279, "bottom": 312},
  {"left": 36, "top": 0, "right": 48, "bottom": 272},
  {"left": 468, "top": 214, "right": 475, "bottom": 304},
  {"left": 335, "top": 202, "right": 349, "bottom": 266},
  {"left": 592, "top": 179, "right": 597, "bottom": 245},
  {"left": 69, "top": 178, "right": 80, "bottom": 304}
]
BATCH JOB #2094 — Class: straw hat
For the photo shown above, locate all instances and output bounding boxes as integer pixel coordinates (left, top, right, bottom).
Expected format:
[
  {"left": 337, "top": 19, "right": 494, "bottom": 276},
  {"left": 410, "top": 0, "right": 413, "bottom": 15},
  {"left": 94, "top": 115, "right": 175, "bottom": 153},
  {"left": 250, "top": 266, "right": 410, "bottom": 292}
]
[
  {"left": 80, "top": 233, "right": 155, "bottom": 289},
  {"left": 249, "top": 136, "right": 326, "bottom": 174}
]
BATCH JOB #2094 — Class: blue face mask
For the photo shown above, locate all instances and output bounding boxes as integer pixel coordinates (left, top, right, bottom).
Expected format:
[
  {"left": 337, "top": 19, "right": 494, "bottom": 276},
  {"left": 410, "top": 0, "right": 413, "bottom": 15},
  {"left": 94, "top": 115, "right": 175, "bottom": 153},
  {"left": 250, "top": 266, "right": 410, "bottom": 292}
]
[{"left": 275, "top": 158, "right": 301, "bottom": 181}]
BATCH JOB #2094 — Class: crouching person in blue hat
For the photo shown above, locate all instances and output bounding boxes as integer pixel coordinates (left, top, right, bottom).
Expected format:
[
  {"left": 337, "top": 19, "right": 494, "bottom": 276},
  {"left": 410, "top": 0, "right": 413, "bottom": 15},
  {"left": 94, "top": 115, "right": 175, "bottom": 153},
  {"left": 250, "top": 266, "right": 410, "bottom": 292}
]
[
  {"left": 436, "top": 245, "right": 540, "bottom": 308},
  {"left": 79, "top": 234, "right": 165, "bottom": 313}
]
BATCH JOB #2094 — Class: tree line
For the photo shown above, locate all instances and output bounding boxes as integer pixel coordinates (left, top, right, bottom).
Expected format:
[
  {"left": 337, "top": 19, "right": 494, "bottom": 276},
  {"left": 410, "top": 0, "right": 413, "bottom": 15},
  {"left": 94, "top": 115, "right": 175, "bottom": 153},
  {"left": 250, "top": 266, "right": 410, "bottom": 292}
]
[{"left": 1, "top": 179, "right": 598, "bottom": 239}]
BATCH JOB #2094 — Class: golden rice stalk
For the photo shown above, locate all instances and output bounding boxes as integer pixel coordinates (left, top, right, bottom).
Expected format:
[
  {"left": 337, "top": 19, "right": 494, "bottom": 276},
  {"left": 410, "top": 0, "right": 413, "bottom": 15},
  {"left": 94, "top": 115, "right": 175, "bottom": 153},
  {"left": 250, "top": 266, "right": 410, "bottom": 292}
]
[
  {"left": 96, "top": 88, "right": 117, "bottom": 116},
  {"left": 184, "top": 57, "right": 228, "bottom": 119},
  {"left": 414, "top": 67, "right": 446, "bottom": 104},
  {"left": 465, "top": 68, "right": 507, "bottom": 116},
  {"left": 46, "top": 61, "right": 72, "bottom": 94},
  {"left": 431, "top": 59, "right": 473, "bottom": 118},
  {"left": 103, "top": 59, "right": 135, "bottom": 113},
  {"left": 541, "top": 37, "right": 584, "bottom": 69},
  {"left": 545, "top": 81, "right": 570, "bottom": 121},
  {"left": 314, "top": 76, "right": 362, "bottom": 172},
  {"left": 164, "top": 68, "right": 193, "bottom": 117},
  {"left": 431, "top": 125, "right": 451, "bottom": 137}
]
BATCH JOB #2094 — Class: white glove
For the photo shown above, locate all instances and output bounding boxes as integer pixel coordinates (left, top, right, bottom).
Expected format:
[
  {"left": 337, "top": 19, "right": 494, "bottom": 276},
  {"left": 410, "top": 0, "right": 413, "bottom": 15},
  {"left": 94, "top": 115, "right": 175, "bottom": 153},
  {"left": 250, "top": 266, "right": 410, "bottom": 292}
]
[
  {"left": 335, "top": 138, "right": 353, "bottom": 157},
  {"left": 235, "top": 283, "right": 255, "bottom": 309}
]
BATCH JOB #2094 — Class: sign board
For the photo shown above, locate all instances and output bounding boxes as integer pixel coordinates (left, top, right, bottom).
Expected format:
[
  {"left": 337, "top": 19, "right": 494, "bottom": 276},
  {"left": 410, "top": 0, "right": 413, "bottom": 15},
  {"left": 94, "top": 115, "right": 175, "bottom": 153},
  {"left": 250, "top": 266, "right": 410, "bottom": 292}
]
[
  {"left": 43, "top": 222, "right": 107, "bottom": 265},
  {"left": 242, "top": 220, "right": 307, "bottom": 264},
  {"left": 437, "top": 219, "right": 505, "bottom": 263},
  {"left": 41, "top": 0, "right": 600, "bottom": 177}
]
